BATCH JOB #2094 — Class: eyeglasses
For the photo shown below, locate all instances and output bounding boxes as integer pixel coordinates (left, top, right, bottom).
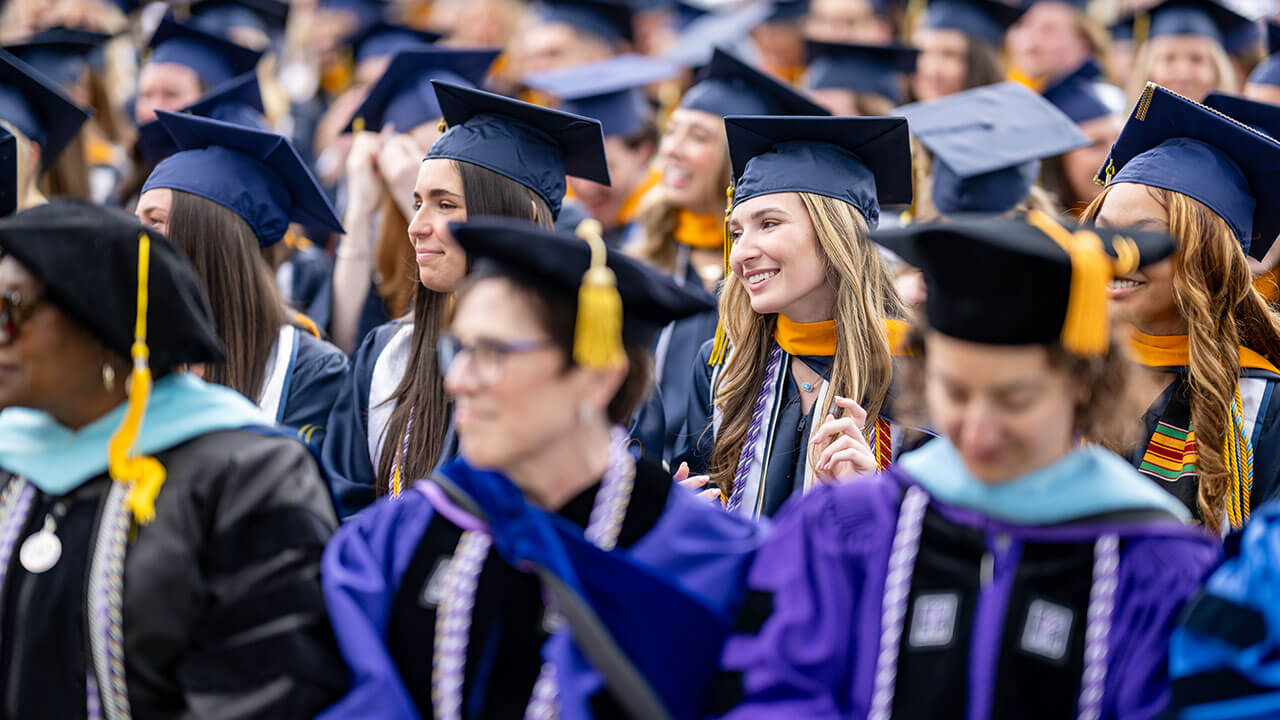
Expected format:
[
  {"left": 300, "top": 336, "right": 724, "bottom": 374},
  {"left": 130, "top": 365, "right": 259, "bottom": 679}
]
[
  {"left": 0, "top": 291, "right": 42, "bottom": 345},
  {"left": 437, "top": 333, "right": 555, "bottom": 387}
]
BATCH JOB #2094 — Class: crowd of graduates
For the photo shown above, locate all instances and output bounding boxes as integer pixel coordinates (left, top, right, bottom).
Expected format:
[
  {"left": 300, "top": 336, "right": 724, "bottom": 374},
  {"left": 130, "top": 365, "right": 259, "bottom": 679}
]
[{"left": 6, "top": 0, "right": 1280, "bottom": 717}]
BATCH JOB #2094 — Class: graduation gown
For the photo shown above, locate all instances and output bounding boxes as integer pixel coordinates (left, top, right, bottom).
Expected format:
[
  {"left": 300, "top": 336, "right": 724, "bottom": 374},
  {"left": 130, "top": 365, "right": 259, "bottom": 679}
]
[
  {"left": 0, "top": 376, "right": 347, "bottom": 719},
  {"left": 654, "top": 256, "right": 719, "bottom": 463},
  {"left": 319, "top": 454, "right": 764, "bottom": 719},
  {"left": 259, "top": 324, "right": 350, "bottom": 450},
  {"left": 716, "top": 439, "right": 1220, "bottom": 720},
  {"left": 678, "top": 339, "right": 919, "bottom": 518},
  {"left": 1128, "top": 365, "right": 1280, "bottom": 527},
  {"left": 323, "top": 319, "right": 669, "bottom": 518},
  {"left": 277, "top": 244, "right": 334, "bottom": 313}
]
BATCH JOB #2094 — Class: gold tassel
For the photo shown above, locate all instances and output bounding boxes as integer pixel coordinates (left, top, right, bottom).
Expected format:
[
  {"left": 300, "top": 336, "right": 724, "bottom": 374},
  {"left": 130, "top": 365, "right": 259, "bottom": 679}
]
[
  {"left": 573, "top": 219, "right": 626, "bottom": 370},
  {"left": 1026, "top": 210, "right": 1111, "bottom": 357},
  {"left": 352, "top": 116, "right": 366, "bottom": 134},
  {"left": 708, "top": 185, "right": 734, "bottom": 367},
  {"left": 106, "top": 232, "right": 167, "bottom": 524}
]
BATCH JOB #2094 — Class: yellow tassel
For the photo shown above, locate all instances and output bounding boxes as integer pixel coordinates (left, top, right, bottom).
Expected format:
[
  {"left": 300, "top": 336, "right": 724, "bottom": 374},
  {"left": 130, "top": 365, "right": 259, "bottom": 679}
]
[
  {"left": 352, "top": 116, "right": 366, "bottom": 134},
  {"left": 1026, "top": 210, "right": 1110, "bottom": 357},
  {"left": 708, "top": 185, "right": 734, "bottom": 367},
  {"left": 106, "top": 233, "right": 167, "bottom": 524},
  {"left": 573, "top": 219, "right": 626, "bottom": 370}
]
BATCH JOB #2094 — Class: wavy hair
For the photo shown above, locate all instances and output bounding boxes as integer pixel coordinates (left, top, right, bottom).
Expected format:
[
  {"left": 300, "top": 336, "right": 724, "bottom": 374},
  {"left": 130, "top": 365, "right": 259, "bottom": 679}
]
[
  {"left": 1081, "top": 184, "right": 1280, "bottom": 532},
  {"left": 707, "top": 193, "right": 905, "bottom": 494}
]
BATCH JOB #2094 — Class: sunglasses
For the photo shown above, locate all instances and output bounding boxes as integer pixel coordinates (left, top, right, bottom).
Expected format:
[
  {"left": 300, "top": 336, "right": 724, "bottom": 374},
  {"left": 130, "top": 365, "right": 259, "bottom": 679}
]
[{"left": 0, "top": 291, "right": 43, "bottom": 345}]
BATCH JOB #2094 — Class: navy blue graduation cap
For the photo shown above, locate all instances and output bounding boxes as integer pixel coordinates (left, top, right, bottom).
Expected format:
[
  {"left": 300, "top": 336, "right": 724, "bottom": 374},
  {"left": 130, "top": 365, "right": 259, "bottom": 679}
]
[
  {"left": 767, "top": 0, "right": 809, "bottom": 23},
  {"left": 920, "top": 0, "right": 1026, "bottom": 45},
  {"left": 672, "top": 0, "right": 709, "bottom": 29},
  {"left": 189, "top": 0, "right": 290, "bottom": 35},
  {"left": 534, "top": 0, "right": 634, "bottom": 45},
  {"left": 0, "top": 126, "right": 14, "bottom": 217},
  {"left": 137, "top": 71, "right": 265, "bottom": 165},
  {"left": 427, "top": 80, "right": 610, "bottom": 219},
  {"left": 725, "top": 115, "right": 912, "bottom": 229},
  {"left": 1204, "top": 91, "right": 1280, "bottom": 139},
  {"left": 1042, "top": 60, "right": 1117, "bottom": 124},
  {"left": 147, "top": 16, "right": 264, "bottom": 87},
  {"left": 871, "top": 214, "right": 1175, "bottom": 355},
  {"left": 898, "top": 82, "right": 1088, "bottom": 215},
  {"left": 318, "top": 0, "right": 383, "bottom": 25},
  {"left": 0, "top": 47, "right": 91, "bottom": 170},
  {"left": 450, "top": 216, "right": 716, "bottom": 346},
  {"left": 1247, "top": 21, "right": 1280, "bottom": 87},
  {"left": 1097, "top": 82, "right": 1280, "bottom": 258},
  {"left": 345, "top": 47, "right": 499, "bottom": 133},
  {"left": 522, "top": 54, "right": 679, "bottom": 137},
  {"left": 805, "top": 41, "right": 918, "bottom": 103},
  {"left": 345, "top": 21, "right": 441, "bottom": 65},
  {"left": 143, "top": 111, "right": 344, "bottom": 246},
  {"left": 1114, "top": 0, "right": 1253, "bottom": 45},
  {"left": 1225, "top": 16, "right": 1262, "bottom": 54},
  {"left": 680, "top": 47, "right": 829, "bottom": 117},
  {"left": 2, "top": 28, "right": 111, "bottom": 89}
]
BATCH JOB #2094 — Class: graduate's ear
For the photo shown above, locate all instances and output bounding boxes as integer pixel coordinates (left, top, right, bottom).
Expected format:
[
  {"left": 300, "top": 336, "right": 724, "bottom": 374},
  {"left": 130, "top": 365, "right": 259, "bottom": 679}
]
[{"left": 573, "top": 360, "right": 629, "bottom": 416}]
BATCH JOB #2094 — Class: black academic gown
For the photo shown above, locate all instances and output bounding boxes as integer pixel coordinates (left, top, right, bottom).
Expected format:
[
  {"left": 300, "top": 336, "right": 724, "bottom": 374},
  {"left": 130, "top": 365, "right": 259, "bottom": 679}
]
[
  {"left": 0, "top": 430, "right": 347, "bottom": 720},
  {"left": 655, "top": 262, "right": 719, "bottom": 462}
]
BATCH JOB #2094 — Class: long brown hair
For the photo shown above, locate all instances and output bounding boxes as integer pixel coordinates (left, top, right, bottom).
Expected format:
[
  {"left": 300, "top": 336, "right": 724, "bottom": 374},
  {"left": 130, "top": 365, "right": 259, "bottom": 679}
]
[
  {"left": 964, "top": 37, "right": 1005, "bottom": 92},
  {"left": 708, "top": 193, "right": 905, "bottom": 494},
  {"left": 166, "top": 189, "right": 290, "bottom": 401},
  {"left": 38, "top": 131, "right": 91, "bottom": 201},
  {"left": 373, "top": 160, "right": 555, "bottom": 494},
  {"left": 1081, "top": 185, "right": 1280, "bottom": 532}
]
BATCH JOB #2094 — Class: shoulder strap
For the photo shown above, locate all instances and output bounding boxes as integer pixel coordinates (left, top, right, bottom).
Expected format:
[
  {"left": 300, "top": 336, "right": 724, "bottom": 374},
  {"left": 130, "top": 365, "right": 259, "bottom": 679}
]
[{"left": 428, "top": 474, "right": 675, "bottom": 720}]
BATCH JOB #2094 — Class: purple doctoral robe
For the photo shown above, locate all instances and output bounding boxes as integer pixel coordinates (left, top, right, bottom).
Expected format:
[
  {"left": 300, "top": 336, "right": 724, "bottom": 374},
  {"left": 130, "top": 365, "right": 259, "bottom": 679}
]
[{"left": 717, "top": 439, "right": 1220, "bottom": 720}]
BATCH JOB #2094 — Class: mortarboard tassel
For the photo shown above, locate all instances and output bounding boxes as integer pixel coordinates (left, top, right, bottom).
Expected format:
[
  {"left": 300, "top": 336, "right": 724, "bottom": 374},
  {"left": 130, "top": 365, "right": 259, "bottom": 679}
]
[
  {"left": 573, "top": 218, "right": 626, "bottom": 370},
  {"left": 708, "top": 184, "right": 734, "bottom": 367},
  {"left": 1027, "top": 210, "right": 1110, "bottom": 357},
  {"left": 106, "top": 232, "right": 167, "bottom": 524}
]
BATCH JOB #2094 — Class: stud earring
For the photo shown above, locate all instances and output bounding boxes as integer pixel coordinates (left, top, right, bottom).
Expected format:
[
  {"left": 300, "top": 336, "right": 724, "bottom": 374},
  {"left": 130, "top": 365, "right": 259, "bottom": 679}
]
[{"left": 102, "top": 363, "right": 116, "bottom": 392}]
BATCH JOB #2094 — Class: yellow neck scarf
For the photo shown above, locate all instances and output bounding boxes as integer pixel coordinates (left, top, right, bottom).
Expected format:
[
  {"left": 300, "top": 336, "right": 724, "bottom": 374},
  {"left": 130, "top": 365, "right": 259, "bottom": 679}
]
[
  {"left": 773, "top": 317, "right": 913, "bottom": 358},
  {"left": 775, "top": 315, "right": 837, "bottom": 356},
  {"left": 1129, "top": 330, "right": 1280, "bottom": 375},
  {"left": 674, "top": 210, "right": 723, "bottom": 250},
  {"left": 615, "top": 167, "right": 661, "bottom": 226}
]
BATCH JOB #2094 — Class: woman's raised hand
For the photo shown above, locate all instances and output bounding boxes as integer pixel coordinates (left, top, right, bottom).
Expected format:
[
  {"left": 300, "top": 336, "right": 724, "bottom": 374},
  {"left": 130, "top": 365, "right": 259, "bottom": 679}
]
[{"left": 810, "top": 396, "right": 878, "bottom": 484}]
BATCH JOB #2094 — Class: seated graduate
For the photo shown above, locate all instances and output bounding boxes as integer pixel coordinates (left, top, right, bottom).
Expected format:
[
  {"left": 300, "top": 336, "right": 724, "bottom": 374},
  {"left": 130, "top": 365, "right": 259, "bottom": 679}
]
[
  {"left": 1081, "top": 83, "right": 1280, "bottom": 535},
  {"left": 898, "top": 81, "right": 1087, "bottom": 221},
  {"left": 320, "top": 216, "right": 763, "bottom": 719},
  {"left": 137, "top": 111, "right": 350, "bottom": 451},
  {"left": 0, "top": 47, "right": 91, "bottom": 211},
  {"left": 715, "top": 213, "right": 1221, "bottom": 720},
  {"left": 679, "top": 114, "right": 915, "bottom": 519},
  {"left": 324, "top": 46, "right": 500, "bottom": 353},
  {"left": 322, "top": 80, "right": 671, "bottom": 517},
  {"left": 0, "top": 200, "right": 345, "bottom": 718}
]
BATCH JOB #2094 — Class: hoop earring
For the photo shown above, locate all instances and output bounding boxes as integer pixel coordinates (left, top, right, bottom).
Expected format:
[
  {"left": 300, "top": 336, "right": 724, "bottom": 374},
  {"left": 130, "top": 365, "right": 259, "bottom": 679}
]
[{"left": 102, "top": 363, "right": 116, "bottom": 392}]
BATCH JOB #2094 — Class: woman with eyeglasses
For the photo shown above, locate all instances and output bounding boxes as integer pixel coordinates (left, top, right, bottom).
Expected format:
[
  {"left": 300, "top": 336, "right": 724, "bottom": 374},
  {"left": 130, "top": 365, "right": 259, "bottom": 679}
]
[
  {"left": 0, "top": 200, "right": 346, "bottom": 718},
  {"left": 321, "top": 216, "right": 763, "bottom": 719}
]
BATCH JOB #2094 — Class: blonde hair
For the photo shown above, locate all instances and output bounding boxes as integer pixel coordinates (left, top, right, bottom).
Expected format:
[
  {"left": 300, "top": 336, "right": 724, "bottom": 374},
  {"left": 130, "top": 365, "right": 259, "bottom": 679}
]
[
  {"left": 1081, "top": 185, "right": 1280, "bottom": 533},
  {"left": 1, "top": 120, "right": 43, "bottom": 210},
  {"left": 1127, "top": 36, "right": 1238, "bottom": 104},
  {"left": 708, "top": 193, "right": 905, "bottom": 493}
]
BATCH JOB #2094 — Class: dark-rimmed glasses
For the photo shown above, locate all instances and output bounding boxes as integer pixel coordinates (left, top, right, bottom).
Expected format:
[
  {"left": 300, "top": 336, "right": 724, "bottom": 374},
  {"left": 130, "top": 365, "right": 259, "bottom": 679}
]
[{"left": 437, "top": 333, "right": 554, "bottom": 387}]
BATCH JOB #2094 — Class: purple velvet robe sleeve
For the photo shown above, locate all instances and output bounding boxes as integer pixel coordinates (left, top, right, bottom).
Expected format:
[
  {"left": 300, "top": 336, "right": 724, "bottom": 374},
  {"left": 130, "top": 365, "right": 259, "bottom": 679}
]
[
  {"left": 317, "top": 492, "right": 439, "bottom": 720},
  {"left": 547, "top": 484, "right": 769, "bottom": 720},
  {"left": 1104, "top": 535, "right": 1219, "bottom": 720},
  {"left": 717, "top": 477, "right": 903, "bottom": 720}
]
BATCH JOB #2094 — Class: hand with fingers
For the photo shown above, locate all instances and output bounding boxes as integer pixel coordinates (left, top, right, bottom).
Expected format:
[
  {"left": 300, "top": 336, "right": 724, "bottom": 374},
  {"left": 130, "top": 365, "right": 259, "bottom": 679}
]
[
  {"left": 809, "top": 396, "right": 879, "bottom": 484},
  {"left": 673, "top": 461, "right": 725, "bottom": 506}
]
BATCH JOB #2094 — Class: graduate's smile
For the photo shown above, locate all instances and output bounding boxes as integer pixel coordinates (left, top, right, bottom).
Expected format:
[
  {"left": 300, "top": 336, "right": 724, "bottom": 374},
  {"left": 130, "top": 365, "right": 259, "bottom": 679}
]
[
  {"left": 743, "top": 268, "right": 779, "bottom": 293},
  {"left": 1106, "top": 275, "right": 1147, "bottom": 299}
]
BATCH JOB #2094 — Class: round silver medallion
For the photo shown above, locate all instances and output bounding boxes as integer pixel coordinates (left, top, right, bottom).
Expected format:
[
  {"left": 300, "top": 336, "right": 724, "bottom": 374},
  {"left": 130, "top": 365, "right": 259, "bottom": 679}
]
[{"left": 19, "top": 530, "right": 61, "bottom": 574}]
